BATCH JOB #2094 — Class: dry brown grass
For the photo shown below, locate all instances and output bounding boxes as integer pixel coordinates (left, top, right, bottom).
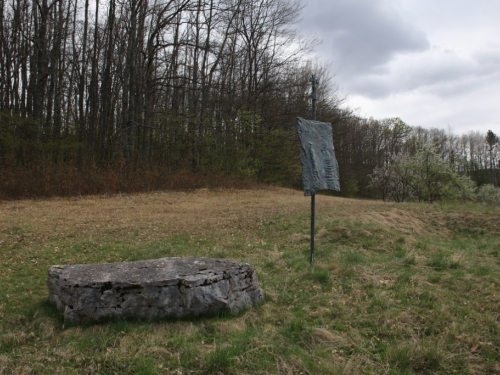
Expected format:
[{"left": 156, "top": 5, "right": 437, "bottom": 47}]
[{"left": 0, "top": 188, "right": 439, "bottom": 245}]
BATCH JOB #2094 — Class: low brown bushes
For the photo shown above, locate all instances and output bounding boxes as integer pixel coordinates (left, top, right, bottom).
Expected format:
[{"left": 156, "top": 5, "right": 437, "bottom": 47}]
[{"left": 0, "top": 164, "right": 255, "bottom": 200}]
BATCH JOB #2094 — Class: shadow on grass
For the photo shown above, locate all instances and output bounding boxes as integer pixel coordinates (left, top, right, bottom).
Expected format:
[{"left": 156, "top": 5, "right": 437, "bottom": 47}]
[{"left": 40, "top": 297, "right": 263, "bottom": 331}]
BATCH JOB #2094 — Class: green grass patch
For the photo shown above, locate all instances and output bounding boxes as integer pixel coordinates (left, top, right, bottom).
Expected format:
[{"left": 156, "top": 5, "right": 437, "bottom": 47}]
[{"left": 1, "top": 193, "right": 499, "bottom": 374}]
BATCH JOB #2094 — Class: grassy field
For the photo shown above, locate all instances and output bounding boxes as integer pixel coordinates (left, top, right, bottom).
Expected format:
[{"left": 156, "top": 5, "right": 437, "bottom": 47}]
[{"left": 1, "top": 188, "right": 499, "bottom": 374}]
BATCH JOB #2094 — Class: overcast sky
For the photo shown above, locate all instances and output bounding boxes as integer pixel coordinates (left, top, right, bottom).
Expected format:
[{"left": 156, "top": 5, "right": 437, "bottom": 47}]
[{"left": 298, "top": 0, "right": 500, "bottom": 135}]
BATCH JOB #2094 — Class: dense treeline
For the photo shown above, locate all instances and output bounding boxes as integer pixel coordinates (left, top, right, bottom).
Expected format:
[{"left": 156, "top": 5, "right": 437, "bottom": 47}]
[
  {"left": 0, "top": 0, "right": 498, "bottom": 199},
  {"left": 0, "top": 0, "right": 317, "bottom": 197}
]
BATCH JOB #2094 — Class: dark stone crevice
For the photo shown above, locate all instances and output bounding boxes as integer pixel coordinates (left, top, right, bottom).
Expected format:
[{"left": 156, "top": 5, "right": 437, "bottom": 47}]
[{"left": 100, "top": 282, "right": 113, "bottom": 292}]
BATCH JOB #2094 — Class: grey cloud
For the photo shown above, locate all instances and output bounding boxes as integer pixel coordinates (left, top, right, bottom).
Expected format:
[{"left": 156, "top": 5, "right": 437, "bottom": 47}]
[
  {"left": 473, "top": 49, "right": 500, "bottom": 70},
  {"left": 347, "top": 47, "right": 500, "bottom": 99},
  {"left": 298, "top": 0, "right": 500, "bottom": 134},
  {"left": 347, "top": 75, "right": 391, "bottom": 98},
  {"left": 300, "top": 0, "right": 430, "bottom": 75}
]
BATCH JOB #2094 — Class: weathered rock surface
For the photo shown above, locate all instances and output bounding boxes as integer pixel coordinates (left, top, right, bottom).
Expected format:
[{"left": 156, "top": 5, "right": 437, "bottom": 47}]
[
  {"left": 47, "top": 257, "right": 264, "bottom": 324},
  {"left": 296, "top": 117, "right": 340, "bottom": 196}
]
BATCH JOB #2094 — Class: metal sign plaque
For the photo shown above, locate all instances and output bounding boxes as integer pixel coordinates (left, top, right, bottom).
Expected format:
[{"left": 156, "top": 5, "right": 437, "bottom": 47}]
[{"left": 297, "top": 117, "right": 340, "bottom": 196}]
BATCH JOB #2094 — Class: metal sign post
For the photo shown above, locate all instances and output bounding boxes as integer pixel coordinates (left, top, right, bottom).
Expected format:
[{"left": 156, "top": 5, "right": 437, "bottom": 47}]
[
  {"left": 296, "top": 75, "right": 340, "bottom": 269},
  {"left": 311, "top": 74, "right": 318, "bottom": 119},
  {"left": 310, "top": 75, "right": 318, "bottom": 268}
]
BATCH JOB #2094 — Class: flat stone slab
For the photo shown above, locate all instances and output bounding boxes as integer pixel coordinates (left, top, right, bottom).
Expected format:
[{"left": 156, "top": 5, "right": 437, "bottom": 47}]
[{"left": 47, "top": 257, "right": 264, "bottom": 324}]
